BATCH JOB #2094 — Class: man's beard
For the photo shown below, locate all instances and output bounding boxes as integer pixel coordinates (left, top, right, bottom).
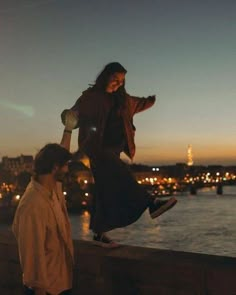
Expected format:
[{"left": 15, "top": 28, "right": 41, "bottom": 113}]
[{"left": 55, "top": 171, "right": 67, "bottom": 182}]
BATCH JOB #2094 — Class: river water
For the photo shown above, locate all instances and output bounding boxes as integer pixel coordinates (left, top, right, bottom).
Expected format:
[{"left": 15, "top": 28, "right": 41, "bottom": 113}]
[
  {"left": 69, "top": 185, "right": 236, "bottom": 257},
  {"left": 1, "top": 186, "right": 235, "bottom": 257}
]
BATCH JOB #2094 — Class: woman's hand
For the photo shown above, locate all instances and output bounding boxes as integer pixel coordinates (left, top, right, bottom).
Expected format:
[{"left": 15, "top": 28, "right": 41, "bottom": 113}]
[{"left": 61, "top": 109, "right": 78, "bottom": 131}]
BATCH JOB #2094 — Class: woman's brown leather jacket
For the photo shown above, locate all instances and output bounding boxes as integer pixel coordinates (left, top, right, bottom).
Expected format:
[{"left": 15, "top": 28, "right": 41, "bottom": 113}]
[{"left": 67, "top": 87, "right": 155, "bottom": 160}]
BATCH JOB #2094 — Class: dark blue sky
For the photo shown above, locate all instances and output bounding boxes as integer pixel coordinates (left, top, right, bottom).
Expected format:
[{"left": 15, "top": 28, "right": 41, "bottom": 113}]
[{"left": 0, "top": 0, "right": 235, "bottom": 165}]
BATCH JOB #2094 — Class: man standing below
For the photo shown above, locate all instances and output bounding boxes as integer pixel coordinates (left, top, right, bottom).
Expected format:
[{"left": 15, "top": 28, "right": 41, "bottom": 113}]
[{"left": 12, "top": 111, "right": 77, "bottom": 295}]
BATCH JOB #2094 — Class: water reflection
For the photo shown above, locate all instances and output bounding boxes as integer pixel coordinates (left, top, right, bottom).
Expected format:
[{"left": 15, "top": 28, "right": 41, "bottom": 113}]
[{"left": 69, "top": 210, "right": 92, "bottom": 241}]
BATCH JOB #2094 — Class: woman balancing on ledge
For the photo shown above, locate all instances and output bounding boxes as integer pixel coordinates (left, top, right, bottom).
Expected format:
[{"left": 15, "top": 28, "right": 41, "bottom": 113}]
[{"left": 61, "top": 62, "right": 177, "bottom": 248}]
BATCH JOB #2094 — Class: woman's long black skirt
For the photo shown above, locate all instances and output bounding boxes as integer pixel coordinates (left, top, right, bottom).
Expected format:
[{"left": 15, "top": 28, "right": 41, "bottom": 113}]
[{"left": 89, "top": 150, "right": 150, "bottom": 233}]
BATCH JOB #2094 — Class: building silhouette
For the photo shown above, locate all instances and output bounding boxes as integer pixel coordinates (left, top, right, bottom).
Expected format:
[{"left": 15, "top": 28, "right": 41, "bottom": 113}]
[{"left": 2, "top": 155, "right": 34, "bottom": 175}]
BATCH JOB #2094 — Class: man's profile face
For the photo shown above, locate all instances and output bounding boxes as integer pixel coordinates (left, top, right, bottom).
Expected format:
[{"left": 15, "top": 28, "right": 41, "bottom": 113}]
[{"left": 54, "top": 162, "right": 69, "bottom": 182}]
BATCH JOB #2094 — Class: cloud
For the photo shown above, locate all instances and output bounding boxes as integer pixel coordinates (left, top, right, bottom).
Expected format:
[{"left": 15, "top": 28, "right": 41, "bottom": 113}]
[{"left": 0, "top": 100, "right": 35, "bottom": 117}]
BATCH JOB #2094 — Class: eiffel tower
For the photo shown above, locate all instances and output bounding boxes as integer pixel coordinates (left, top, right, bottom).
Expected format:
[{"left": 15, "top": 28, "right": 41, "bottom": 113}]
[{"left": 187, "top": 144, "right": 193, "bottom": 166}]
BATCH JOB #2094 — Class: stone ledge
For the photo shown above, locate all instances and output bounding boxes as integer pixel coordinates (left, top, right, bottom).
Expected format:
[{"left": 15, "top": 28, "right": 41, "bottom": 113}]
[{"left": 1, "top": 229, "right": 236, "bottom": 295}]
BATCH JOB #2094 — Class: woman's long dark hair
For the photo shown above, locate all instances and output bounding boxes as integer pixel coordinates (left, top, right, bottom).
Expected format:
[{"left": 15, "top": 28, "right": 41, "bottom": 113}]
[{"left": 93, "top": 62, "right": 127, "bottom": 110}]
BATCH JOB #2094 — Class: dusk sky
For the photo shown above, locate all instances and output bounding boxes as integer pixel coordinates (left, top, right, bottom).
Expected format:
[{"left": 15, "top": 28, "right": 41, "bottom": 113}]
[{"left": 0, "top": 0, "right": 235, "bottom": 165}]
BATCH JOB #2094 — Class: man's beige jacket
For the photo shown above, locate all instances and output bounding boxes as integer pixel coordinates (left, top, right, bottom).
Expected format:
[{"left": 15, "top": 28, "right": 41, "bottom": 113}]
[{"left": 12, "top": 180, "right": 74, "bottom": 294}]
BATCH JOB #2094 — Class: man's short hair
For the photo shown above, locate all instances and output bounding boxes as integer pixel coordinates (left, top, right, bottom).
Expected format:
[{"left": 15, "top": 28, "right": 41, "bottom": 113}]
[{"left": 34, "top": 144, "right": 72, "bottom": 175}]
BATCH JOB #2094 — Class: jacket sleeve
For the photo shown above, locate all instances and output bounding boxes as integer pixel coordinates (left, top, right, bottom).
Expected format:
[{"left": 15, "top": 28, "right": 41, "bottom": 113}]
[
  {"left": 13, "top": 208, "right": 48, "bottom": 290},
  {"left": 70, "top": 92, "right": 106, "bottom": 160},
  {"left": 127, "top": 94, "right": 156, "bottom": 116},
  {"left": 70, "top": 94, "right": 99, "bottom": 130}
]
